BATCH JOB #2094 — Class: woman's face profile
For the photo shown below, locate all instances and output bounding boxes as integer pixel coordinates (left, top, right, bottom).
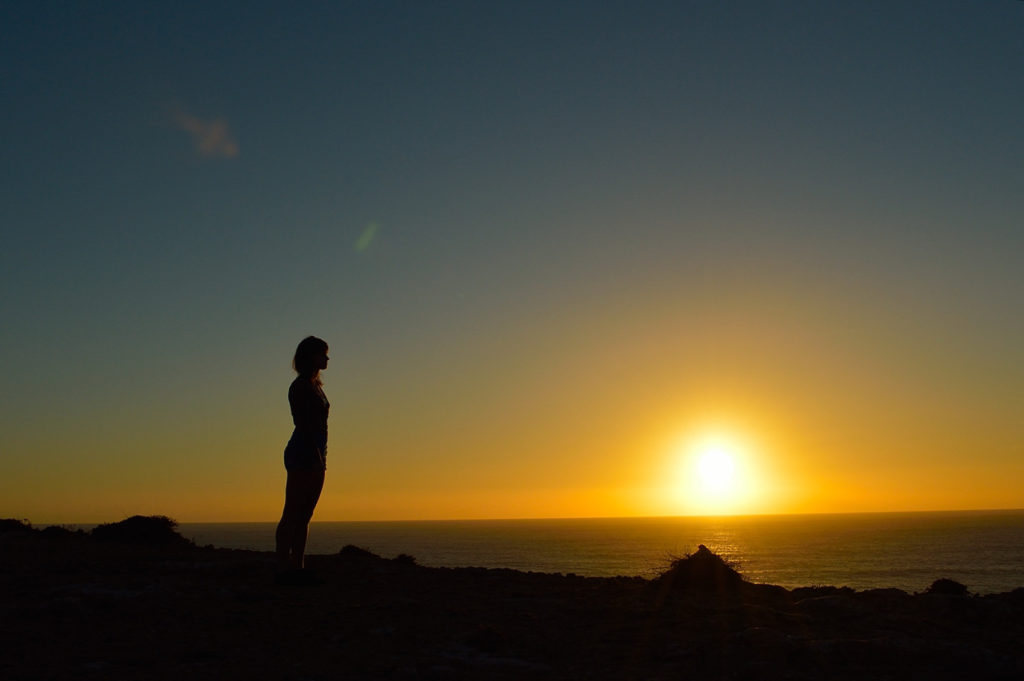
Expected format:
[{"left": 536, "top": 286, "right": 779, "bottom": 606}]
[{"left": 317, "top": 349, "right": 329, "bottom": 371}]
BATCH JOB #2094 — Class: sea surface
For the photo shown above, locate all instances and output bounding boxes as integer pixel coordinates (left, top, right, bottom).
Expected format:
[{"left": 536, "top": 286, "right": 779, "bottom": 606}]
[{"left": 179, "top": 510, "right": 1024, "bottom": 594}]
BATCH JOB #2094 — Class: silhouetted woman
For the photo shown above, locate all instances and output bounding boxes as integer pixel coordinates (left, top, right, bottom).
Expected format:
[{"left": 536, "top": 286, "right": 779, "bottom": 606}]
[{"left": 275, "top": 335, "right": 330, "bottom": 584}]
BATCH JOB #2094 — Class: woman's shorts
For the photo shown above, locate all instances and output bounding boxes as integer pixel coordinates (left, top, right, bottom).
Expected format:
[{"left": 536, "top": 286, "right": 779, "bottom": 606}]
[{"left": 283, "top": 431, "right": 326, "bottom": 472}]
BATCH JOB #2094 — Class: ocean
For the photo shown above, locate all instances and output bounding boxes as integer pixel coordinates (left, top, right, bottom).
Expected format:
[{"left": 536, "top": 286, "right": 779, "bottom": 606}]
[{"left": 178, "top": 510, "right": 1024, "bottom": 594}]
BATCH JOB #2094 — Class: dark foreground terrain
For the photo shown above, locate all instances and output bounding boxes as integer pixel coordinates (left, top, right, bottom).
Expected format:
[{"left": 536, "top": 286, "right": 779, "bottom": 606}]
[{"left": 2, "top": 517, "right": 1023, "bottom": 681}]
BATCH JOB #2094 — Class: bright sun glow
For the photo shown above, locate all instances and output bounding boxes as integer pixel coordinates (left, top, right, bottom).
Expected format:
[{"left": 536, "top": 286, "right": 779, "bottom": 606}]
[
  {"left": 696, "top": 443, "right": 737, "bottom": 493},
  {"left": 669, "top": 430, "right": 760, "bottom": 515}
]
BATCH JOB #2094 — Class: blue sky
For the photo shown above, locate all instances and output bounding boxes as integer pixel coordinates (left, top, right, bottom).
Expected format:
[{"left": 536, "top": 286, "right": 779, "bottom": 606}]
[{"left": 2, "top": 1, "right": 1022, "bottom": 521}]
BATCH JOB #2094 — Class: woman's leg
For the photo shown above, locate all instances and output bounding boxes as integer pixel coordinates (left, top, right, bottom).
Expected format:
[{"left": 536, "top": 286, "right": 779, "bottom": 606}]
[
  {"left": 288, "top": 468, "right": 325, "bottom": 567},
  {"left": 275, "top": 504, "right": 295, "bottom": 569},
  {"left": 276, "top": 468, "right": 325, "bottom": 570}
]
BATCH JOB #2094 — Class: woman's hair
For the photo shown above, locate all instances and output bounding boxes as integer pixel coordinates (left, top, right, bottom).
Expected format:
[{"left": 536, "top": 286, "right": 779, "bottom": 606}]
[{"left": 293, "top": 336, "right": 328, "bottom": 383}]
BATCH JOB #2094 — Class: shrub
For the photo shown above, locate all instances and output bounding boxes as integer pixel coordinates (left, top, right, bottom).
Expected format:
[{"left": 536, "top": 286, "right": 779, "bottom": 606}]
[
  {"left": 40, "top": 525, "right": 82, "bottom": 538},
  {"left": 393, "top": 553, "right": 417, "bottom": 565},
  {"left": 925, "top": 578, "right": 969, "bottom": 597},
  {"left": 659, "top": 544, "right": 744, "bottom": 593},
  {"left": 338, "top": 544, "right": 380, "bottom": 559},
  {"left": 0, "top": 518, "right": 33, "bottom": 533},
  {"left": 91, "top": 515, "right": 191, "bottom": 545}
]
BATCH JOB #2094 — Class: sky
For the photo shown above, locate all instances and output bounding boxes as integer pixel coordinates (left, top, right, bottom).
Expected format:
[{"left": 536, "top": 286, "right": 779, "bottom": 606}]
[{"left": 2, "top": 1, "right": 1022, "bottom": 523}]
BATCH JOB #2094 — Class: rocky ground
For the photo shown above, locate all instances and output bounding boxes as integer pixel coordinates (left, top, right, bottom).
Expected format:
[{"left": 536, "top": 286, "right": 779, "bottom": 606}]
[{"left": 2, "top": 517, "right": 1023, "bottom": 680}]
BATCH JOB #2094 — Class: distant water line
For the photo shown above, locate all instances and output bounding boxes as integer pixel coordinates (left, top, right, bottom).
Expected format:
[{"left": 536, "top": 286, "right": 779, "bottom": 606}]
[{"left": 178, "top": 510, "right": 1024, "bottom": 594}]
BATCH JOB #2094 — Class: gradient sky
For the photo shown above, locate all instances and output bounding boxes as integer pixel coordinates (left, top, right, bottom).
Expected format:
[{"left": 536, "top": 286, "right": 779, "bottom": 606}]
[{"left": 2, "top": 1, "right": 1022, "bottom": 522}]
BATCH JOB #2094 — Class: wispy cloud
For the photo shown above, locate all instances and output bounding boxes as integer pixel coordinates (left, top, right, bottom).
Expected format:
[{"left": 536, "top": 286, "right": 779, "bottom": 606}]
[{"left": 173, "top": 109, "right": 239, "bottom": 158}]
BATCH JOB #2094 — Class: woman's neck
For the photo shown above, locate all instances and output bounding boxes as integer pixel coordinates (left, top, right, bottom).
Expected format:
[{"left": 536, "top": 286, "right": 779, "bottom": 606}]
[{"left": 298, "top": 372, "right": 321, "bottom": 387}]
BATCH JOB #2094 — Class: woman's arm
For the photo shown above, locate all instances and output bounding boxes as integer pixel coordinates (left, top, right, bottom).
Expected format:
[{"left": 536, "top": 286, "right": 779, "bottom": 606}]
[{"left": 289, "top": 380, "right": 327, "bottom": 442}]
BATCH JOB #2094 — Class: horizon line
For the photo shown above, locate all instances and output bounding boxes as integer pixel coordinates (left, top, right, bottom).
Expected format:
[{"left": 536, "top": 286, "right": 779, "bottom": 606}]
[{"left": 18, "top": 506, "right": 1024, "bottom": 527}]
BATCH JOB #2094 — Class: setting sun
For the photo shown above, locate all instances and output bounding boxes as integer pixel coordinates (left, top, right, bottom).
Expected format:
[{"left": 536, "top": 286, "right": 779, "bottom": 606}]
[
  {"left": 663, "top": 430, "right": 765, "bottom": 516},
  {"left": 695, "top": 442, "right": 737, "bottom": 493}
]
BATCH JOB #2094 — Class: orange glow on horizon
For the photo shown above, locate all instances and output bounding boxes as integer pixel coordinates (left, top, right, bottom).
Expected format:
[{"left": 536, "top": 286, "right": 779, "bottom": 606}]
[{"left": 6, "top": 392, "right": 1023, "bottom": 523}]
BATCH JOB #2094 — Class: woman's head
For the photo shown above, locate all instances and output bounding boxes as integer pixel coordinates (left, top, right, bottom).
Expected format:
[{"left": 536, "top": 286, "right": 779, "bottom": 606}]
[{"left": 293, "top": 336, "right": 329, "bottom": 382}]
